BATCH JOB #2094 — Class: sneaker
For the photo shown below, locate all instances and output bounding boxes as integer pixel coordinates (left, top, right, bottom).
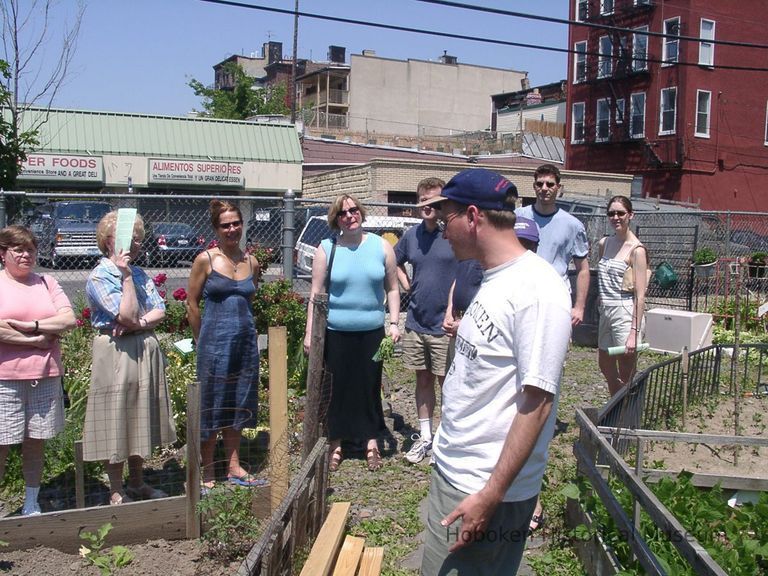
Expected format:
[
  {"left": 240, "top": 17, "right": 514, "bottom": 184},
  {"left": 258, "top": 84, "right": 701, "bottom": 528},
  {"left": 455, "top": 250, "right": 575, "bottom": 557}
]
[
  {"left": 21, "top": 502, "right": 41, "bottom": 516},
  {"left": 405, "top": 434, "right": 432, "bottom": 464}
]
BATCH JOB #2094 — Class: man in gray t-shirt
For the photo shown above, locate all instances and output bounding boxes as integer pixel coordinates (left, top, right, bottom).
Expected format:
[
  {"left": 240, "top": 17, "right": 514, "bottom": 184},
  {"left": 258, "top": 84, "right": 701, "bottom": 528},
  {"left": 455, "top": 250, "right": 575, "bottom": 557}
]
[
  {"left": 515, "top": 163, "right": 590, "bottom": 326},
  {"left": 395, "top": 177, "right": 457, "bottom": 464}
]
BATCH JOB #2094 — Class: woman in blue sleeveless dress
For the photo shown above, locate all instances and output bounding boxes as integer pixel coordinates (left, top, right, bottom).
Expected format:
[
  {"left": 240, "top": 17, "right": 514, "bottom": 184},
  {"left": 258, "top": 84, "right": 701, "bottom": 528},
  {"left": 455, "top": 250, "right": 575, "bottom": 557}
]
[{"left": 187, "top": 200, "right": 261, "bottom": 488}]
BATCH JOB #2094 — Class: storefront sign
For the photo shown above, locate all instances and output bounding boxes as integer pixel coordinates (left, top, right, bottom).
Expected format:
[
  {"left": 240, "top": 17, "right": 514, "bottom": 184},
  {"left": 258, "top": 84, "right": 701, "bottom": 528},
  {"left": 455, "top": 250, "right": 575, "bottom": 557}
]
[
  {"left": 149, "top": 159, "right": 244, "bottom": 187},
  {"left": 18, "top": 154, "right": 104, "bottom": 183}
]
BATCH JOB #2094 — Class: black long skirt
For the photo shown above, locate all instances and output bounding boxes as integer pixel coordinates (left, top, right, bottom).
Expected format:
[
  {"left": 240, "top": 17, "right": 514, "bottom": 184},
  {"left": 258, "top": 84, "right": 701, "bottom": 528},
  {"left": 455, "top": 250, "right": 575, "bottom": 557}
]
[{"left": 324, "top": 327, "right": 386, "bottom": 441}]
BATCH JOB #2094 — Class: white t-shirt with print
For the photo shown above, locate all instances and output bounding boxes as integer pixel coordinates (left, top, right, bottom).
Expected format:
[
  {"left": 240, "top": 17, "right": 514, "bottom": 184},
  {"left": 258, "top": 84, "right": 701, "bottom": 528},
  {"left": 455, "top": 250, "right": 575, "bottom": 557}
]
[{"left": 432, "top": 250, "right": 572, "bottom": 502}]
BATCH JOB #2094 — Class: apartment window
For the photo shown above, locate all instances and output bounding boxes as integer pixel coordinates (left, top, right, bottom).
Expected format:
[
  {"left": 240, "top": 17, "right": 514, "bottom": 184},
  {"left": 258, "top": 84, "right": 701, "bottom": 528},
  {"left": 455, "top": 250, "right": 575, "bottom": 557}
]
[
  {"left": 597, "top": 99, "right": 611, "bottom": 142},
  {"left": 659, "top": 87, "right": 678, "bottom": 135},
  {"left": 574, "top": 42, "right": 588, "bottom": 83},
  {"left": 635, "top": 0, "right": 650, "bottom": 4},
  {"left": 630, "top": 92, "right": 646, "bottom": 138},
  {"left": 598, "top": 36, "right": 613, "bottom": 78},
  {"left": 576, "top": 0, "right": 588, "bottom": 21},
  {"left": 572, "top": 102, "right": 585, "bottom": 143},
  {"left": 695, "top": 90, "right": 711, "bottom": 137},
  {"left": 663, "top": 17, "right": 681, "bottom": 65},
  {"left": 699, "top": 19, "right": 715, "bottom": 66},
  {"left": 601, "top": 0, "right": 614, "bottom": 15},
  {"left": 632, "top": 26, "right": 649, "bottom": 71},
  {"left": 616, "top": 98, "right": 625, "bottom": 125}
]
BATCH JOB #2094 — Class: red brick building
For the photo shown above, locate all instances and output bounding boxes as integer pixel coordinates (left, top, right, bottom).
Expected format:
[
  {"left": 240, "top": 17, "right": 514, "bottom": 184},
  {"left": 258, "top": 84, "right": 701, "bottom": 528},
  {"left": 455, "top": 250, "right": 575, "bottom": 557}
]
[{"left": 565, "top": 0, "right": 768, "bottom": 211}]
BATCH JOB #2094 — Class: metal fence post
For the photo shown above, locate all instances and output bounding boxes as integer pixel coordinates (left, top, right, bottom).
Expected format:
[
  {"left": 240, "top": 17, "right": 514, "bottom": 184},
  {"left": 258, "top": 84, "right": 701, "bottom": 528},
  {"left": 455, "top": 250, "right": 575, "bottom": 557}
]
[
  {"left": 282, "top": 189, "right": 295, "bottom": 282},
  {"left": 0, "top": 189, "right": 6, "bottom": 228}
]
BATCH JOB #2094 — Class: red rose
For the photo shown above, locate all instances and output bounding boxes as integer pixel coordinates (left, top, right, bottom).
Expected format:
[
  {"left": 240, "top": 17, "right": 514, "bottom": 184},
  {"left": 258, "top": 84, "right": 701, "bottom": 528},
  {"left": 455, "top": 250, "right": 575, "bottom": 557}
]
[
  {"left": 76, "top": 319, "right": 85, "bottom": 327},
  {"left": 81, "top": 307, "right": 91, "bottom": 319},
  {"left": 153, "top": 273, "right": 168, "bottom": 287},
  {"left": 158, "top": 289, "right": 167, "bottom": 298},
  {"left": 173, "top": 287, "right": 188, "bottom": 301},
  {"left": 207, "top": 239, "right": 219, "bottom": 249}
]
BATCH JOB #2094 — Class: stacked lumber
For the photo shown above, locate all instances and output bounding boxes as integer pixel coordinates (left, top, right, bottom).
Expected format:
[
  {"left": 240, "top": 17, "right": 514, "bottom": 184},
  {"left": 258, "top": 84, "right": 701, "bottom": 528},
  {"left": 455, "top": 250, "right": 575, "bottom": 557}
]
[{"left": 299, "top": 502, "right": 384, "bottom": 576}]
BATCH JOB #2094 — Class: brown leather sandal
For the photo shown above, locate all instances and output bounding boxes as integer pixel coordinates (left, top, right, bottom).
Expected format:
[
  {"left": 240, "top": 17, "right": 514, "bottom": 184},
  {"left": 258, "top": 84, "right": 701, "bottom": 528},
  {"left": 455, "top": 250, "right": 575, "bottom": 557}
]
[
  {"left": 366, "top": 447, "right": 383, "bottom": 471},
  {"left": 329, "top": 448, "right": 343, "bottom": 472}
]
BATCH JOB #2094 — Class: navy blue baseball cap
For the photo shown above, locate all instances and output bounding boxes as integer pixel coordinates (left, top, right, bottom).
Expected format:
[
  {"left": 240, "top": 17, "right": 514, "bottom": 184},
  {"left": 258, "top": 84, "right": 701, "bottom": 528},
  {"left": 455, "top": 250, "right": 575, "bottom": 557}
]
[
  {"left": 514, "top": 216, "right": 539, "bottom": 243},
  {"left": 417, "top": 168, "right": 518, "bottom": 211}
]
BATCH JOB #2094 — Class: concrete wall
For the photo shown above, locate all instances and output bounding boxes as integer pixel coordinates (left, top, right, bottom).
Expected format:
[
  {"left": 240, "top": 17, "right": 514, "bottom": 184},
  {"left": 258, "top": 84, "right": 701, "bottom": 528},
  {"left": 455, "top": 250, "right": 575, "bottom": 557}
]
[
  {"left": 348, "top": 54, "right": 527, "bottom": 137},
  {"left": 302, "top": 159, "right": 632, "bottom": 203}
]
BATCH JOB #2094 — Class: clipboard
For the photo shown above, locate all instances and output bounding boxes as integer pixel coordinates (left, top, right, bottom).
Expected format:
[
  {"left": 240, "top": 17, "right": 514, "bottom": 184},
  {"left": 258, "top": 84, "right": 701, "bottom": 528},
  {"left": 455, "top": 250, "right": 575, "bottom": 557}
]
[{"left": 114, "top": 208, "right": 138, "bottom": 254}]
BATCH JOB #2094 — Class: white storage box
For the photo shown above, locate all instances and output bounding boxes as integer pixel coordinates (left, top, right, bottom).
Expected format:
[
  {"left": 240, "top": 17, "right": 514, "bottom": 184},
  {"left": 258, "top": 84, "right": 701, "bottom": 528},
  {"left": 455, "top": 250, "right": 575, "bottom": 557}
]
[{"left": 645, "top": 308, "right": 713, "bottom": 354}]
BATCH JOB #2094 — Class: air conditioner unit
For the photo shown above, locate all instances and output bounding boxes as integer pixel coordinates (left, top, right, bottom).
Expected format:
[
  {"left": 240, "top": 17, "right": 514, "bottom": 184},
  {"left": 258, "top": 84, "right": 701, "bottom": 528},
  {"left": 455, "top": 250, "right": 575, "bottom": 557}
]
[{"left": 645, "top": 308, "right": 713, "bottom": 354}]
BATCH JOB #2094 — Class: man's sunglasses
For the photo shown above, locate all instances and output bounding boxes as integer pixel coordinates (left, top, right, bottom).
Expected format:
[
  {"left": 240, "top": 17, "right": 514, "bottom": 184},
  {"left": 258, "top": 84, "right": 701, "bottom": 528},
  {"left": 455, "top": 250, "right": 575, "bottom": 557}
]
[{"left": 534, "top": 181, "right": 557, "bottom": 189}]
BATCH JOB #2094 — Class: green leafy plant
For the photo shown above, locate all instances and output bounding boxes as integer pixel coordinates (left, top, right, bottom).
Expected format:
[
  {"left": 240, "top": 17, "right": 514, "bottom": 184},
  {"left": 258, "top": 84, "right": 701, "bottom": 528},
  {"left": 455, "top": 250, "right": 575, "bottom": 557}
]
[
  {"left": 196, "top": 485, "right": 262, "bottom": 562},
  {"left": 692, "top": 247, "right": 718, "bottom": 265},
  {"left": 252, "top": 279, "right": 307, "bottom": 390},
  {"left": 79, "top": 523, "right": 134, "bottom": 575},
  {"left": 246, "top": 243, "right": 277, "bottom": 283}
]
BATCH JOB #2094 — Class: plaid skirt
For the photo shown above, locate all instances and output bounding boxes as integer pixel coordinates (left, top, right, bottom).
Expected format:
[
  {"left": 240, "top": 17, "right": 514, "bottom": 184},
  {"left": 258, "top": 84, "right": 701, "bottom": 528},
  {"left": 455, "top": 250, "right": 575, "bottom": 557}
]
[{"left": 82, "top": 332, "right": 176, "bottom": 463}]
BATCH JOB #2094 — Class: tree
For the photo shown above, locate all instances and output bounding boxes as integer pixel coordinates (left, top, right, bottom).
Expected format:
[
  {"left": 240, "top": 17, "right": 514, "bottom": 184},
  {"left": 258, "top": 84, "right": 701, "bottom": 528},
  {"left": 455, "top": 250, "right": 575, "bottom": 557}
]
[
  {"left": 188, "top": 62, "right": 289, "bottom": 120},
  {"left": 0, "top": 0, "right": 85, "bottom": 191}
]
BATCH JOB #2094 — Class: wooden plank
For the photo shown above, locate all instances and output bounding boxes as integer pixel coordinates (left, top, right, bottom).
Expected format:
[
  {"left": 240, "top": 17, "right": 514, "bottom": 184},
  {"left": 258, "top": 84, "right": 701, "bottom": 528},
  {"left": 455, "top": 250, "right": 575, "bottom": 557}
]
[
  {"left": 641, "top": 469, "right": 768, "bottom": 491},
  {"left": 596, "top": 426, "right": 768, "bottom": 447},
  {"left": 186, "top": 380, "right": 201, "bottom": 539},
  {"left": 303, "top": 293, "right": 328, "bottom": 460},
  {"left": 0, "top": 496, "right": 186, "bottom": 553},
  {"left": 74, "top": 440, "right": 85, "bottom": 509},
  {"left": 299, "top": 501, "right": 351, "bottom": 576},
  {"left": 269, "top": 326, "right": 290, "bottom": 511},
  {"left": 357, "top": 547, "right": 384, "bottom": 576},
  {"left": 565, "top": 499, "right": 620, "bottom": 576},
  {"left": 332, "top": 535, "right": 365, "bottom": 576},
  {"left": 577, "top": 409, "right": 729, "bottom": 576}
]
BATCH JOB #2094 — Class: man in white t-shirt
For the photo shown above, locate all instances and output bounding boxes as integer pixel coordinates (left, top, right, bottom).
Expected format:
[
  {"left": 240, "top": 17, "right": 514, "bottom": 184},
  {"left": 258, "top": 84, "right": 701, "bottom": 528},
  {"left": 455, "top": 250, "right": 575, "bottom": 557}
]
[{"left": 418, "top": 168, "right": 572, "bottom": 576}]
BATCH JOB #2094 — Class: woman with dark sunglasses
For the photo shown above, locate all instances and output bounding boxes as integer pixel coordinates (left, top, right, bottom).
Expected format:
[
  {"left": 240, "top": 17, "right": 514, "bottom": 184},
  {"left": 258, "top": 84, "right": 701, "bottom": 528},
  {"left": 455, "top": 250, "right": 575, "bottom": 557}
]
[
  {"left": 187, "top": 199, "right": 263, "bottom": 490},
  {"left": 303, "top": 194, "right": 401, "bottom": 472},
  {"left": 596, "top": 196, "right": 649, "bottom": 396}
]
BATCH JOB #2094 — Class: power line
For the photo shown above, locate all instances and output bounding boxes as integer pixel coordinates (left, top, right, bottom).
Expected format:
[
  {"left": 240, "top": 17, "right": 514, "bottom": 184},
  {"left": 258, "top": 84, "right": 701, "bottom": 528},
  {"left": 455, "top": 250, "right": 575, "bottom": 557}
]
[
  {"left": 198, "top": 0, "right": 768, "bottom": 73},
  {"left": 414, "top": 0, "right": 768, "bottom": 50}
]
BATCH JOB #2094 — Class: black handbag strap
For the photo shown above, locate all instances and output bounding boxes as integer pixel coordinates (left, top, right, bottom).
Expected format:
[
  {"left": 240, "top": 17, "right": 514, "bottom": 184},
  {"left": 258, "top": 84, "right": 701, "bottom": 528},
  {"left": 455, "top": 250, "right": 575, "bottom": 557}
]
[{"left": 324, "top": 237, "right": 337, "bottom": 294}]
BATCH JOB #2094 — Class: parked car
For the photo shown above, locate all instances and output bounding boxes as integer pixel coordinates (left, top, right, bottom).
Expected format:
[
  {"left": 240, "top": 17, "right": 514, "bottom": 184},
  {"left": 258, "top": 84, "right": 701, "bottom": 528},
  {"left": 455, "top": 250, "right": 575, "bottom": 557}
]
[
  {"left": 294, "top": 215, "right": 421, "bottom": 277},
  {"left": 144, "top": 221, "right": 206, "bottom": 267},
  {"left": 245, "top": 205, "right": 327, "bottom": 263},
  {"left": 30, "top": 200, "right": 113, "bottom": 268}
]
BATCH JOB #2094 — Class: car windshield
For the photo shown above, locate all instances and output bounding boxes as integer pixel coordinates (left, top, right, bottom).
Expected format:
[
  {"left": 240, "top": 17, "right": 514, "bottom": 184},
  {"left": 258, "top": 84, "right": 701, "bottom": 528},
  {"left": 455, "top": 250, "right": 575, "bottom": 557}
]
[
  {"left": 155, "top": 223, "right": 191, "bottom": 235},
  {"left": 57, "top": 203, "right": 111, "bottom": 221}
]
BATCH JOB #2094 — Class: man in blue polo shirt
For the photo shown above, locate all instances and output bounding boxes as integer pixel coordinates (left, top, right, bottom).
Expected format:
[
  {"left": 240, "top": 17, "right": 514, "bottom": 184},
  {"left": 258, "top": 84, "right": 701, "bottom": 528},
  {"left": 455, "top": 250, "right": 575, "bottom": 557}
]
[{"left": 396, "top": 177, "right": 458, "bottom": 464}]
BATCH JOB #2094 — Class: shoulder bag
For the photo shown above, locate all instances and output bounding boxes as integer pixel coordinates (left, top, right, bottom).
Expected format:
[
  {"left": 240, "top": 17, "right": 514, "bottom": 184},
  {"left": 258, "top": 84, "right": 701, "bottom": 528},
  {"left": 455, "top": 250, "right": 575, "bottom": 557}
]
[
  {"left": 621, "top": 244, "right": 652, "bottom": 292},
  {"left": 323, "top": 237, "right": 337, "bottom": 294}
]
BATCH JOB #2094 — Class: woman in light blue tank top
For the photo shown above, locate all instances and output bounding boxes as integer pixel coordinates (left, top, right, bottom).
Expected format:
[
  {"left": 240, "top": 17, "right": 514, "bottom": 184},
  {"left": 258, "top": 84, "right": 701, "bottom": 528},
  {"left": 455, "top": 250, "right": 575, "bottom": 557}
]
[
  {"left": 597, "top": 196, "right": 649, "bottom": 396},
  {"left": 303, "top": 195, "right": 401, "bottom": 473}
]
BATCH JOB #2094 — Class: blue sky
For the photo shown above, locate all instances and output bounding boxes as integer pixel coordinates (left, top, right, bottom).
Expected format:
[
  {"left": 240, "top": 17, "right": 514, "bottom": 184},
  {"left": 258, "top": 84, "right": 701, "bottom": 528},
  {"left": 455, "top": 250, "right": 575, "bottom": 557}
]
[{"left": 49, "top": 0, "right": 568, "bottom": 116}]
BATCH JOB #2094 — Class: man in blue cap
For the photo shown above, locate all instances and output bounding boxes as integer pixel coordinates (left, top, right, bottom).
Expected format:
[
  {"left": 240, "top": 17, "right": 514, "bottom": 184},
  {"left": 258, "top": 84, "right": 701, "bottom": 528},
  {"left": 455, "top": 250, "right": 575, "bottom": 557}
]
[{"left": 418, "top": 168, "right": 571, "bottom": 575}]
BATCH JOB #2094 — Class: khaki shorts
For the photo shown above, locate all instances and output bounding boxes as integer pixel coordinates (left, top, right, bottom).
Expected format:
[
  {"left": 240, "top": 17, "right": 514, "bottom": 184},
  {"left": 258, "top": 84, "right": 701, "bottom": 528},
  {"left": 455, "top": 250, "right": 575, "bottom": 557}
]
[
  {"left": 598, "top": 302, "right": 644, "bottom": 350},
  {"left": 402, "top": 329, "right": 450, "bottom": 377},
  {"left": 0, "top": 376, "right": 65, "bottom": 444}
]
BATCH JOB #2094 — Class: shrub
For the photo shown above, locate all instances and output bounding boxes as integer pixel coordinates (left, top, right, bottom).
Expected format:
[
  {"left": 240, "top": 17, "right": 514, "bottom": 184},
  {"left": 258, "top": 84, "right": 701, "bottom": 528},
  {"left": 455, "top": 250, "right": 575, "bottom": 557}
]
[{"left": 692, "top": 247, "right": 718, "bottom": 265}]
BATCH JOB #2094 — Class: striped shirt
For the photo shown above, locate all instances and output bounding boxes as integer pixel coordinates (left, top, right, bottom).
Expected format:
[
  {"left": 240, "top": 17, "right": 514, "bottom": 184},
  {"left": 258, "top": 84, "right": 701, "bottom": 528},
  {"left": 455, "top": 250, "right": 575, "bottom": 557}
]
[{"left": 598, "top": 257, "right": 633, "bottom": 306}]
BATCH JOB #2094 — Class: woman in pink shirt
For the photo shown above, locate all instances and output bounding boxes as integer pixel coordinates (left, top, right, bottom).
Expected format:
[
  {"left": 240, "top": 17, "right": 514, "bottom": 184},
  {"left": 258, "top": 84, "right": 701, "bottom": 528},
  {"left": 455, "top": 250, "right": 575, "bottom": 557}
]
[{"left": 0, "top": 226, "right": 76, "bottom": 516}]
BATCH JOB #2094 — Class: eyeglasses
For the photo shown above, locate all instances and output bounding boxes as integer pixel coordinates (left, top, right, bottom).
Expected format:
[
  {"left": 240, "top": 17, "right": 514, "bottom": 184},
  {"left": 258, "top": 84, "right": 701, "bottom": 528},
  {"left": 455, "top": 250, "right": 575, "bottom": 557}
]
[
  {"left": 219, "top": 220, "right": 242, "bottom": 230},
  {"left": 534, "top": 180, "right": 557, "bottom": 189},
  {"left": 337, "top": 207, "right": 360, "bottom": 218},
  {"left": 7, "top": 246, "right": 36, "bottom": 256},
  {"left": 437, "top": 209, "right": 465, "bottom": 232},
  {"left": 607, "top": 210, "right": 628, "bottom": 217}
]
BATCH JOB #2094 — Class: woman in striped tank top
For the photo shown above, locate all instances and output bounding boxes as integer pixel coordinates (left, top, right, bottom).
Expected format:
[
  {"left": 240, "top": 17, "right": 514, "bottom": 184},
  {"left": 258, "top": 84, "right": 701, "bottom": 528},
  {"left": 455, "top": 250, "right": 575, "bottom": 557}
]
[{"left": 597, "top": 196, "right": 649, "bottom": 396}]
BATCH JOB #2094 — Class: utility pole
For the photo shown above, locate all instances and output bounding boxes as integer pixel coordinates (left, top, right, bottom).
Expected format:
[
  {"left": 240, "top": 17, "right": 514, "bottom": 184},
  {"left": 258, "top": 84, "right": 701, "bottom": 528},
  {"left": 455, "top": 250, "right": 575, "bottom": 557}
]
[{"left": 290, "top": 0, "right": 299, "bottom": 124}]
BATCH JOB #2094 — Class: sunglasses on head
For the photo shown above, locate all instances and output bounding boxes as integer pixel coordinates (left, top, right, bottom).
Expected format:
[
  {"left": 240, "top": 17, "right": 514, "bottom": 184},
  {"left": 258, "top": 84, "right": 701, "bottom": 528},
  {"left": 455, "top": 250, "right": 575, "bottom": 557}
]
[
  {"left": 337, "top": 207, "right": 360, "bottom": 218},
  {"left": 607, "top": 210, "right": 628, "bottom": 217},
  {"left": 219, "top": 220, "right": 242, "bottom": 230},
  {"left": 534, "top": 181, "right": 557, "bottom": 189}
]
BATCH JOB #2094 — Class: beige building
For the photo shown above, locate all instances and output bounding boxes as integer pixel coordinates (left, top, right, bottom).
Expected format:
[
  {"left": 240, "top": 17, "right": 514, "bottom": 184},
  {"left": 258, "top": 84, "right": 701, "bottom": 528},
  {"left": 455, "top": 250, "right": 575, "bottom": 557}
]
[
  {"left": 298, "top": 51, "right": 528, "bottom": 138},
  {"left": 302, "top": 158, "right": 632, "bottom": 208}
]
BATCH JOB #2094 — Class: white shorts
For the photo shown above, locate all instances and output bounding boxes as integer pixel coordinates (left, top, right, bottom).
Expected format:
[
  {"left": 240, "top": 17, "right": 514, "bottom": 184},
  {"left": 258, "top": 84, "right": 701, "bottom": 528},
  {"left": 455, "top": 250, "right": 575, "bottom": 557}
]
[
  {"left": 598, "top": 302, "right": 642, "bottom": 350},
  {"left": 0, "top": 377, "right": 65, "bottom": 444}
]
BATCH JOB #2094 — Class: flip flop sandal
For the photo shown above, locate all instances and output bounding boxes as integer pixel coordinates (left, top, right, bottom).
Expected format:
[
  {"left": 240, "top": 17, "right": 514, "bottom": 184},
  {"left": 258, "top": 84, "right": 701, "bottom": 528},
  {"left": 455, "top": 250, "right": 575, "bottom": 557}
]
[
  {"left": 329, "top": 448, "right": 343, "bottom": 472},
  {"left": 227, "top": 473, "right": 269, "bottom": 487},
  {"left": 528, "top": 512, "right": 545, "bottom": 534},
  {"left": 366, "top": 447, "right": 383, "bottom": 472}
]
